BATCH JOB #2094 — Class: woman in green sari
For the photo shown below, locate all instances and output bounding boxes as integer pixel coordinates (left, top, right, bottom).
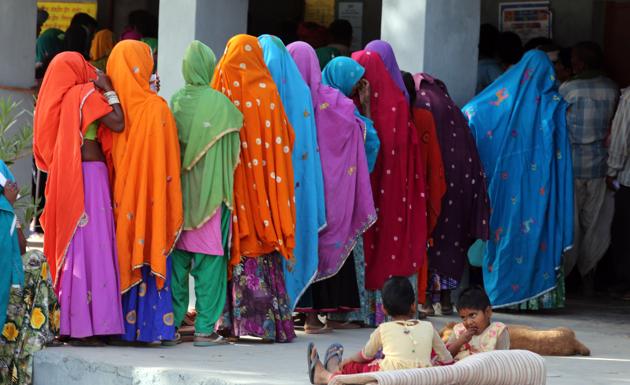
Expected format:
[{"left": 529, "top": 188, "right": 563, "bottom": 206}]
[
  {"left": 169, "top": 40, "right": 242, "bottom": 346},
  {"left": 0, "top": 160, "right": 23, "bottom": 331},
  {"left": 1, "top": 160, "right": 58, "bottom": 385}
]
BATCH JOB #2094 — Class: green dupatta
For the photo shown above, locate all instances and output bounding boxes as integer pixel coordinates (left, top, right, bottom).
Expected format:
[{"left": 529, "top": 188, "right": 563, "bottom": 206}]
[{"left": 170, "top": 40, "right": 243, "bottom": 229}]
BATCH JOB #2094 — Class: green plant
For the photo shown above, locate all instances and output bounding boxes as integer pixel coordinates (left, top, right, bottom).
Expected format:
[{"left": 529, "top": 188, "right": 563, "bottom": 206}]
[
  {"left": 0, "top": 97, "right": 38, "bottom": 226},
  {"left": 0, "top": 98, "right": 33, "bottom": 164}
]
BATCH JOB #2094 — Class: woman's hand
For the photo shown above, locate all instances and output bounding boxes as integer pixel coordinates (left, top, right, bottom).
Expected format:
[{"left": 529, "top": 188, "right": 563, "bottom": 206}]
[
  {"left": 3, "top": 181, "right": 19, "bottom": 205},
  {"left": 150, "top": 74, "right": 161, "bottom": 93},
  {"left": 357, "top": 79, "right": 371, "bottom": 107},
  {"left": 92, "top": 71, "right": 114, "bottom": 92}
]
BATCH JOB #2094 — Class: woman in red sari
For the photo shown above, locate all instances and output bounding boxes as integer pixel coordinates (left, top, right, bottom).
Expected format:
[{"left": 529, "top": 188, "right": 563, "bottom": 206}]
[{"left": 351, "top": 50, "right": 427, "bottom": 325}]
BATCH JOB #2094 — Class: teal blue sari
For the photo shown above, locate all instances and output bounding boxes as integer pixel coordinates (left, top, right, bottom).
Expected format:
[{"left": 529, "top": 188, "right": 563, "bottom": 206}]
[
  {"left": 0, "top": 160, "right": 24, "bottom": 329},
  {"left": 463, "top": 51, "right": 574, "bottom": 308}
]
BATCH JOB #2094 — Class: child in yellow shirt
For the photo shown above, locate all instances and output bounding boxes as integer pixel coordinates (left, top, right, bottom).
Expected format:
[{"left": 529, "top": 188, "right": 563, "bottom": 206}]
[
  {"left": 307, "top": 277, "right": 453, "bottom": 384},
  {"left": 446, "top": 287, "right": 510, "bottom": 361}
]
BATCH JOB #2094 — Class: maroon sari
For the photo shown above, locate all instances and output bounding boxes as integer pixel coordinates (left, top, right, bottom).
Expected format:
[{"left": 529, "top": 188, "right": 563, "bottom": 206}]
[{"left": 352, "top": 50, "right": 427, "bottom": 290}]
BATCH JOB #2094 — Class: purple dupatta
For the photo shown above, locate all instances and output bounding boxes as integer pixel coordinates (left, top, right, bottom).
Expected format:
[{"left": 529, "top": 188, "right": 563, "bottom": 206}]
[
  {"left": 365, "top": 40, "right": 410, "bottom": 102},
  {"left": 287, "top": 41, "right": 376, "bottom": 281}
]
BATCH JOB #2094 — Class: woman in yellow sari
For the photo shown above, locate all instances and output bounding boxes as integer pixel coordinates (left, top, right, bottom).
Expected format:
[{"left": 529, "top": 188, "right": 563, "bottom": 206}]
[{"left": 106, "top": 40, "right": 183, "bottom": 343}]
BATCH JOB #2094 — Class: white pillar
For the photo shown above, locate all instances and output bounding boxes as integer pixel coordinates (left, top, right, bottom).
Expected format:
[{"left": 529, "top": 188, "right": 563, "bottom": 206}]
[
  {"left": 157, "top": 0, "right": 249, "bottom": 101},
  {"left": 0, "top": 0, "right": 36, "bottom": 188},
  {"left": 381, "top": 0, "right": 480, "bottom": 106}
]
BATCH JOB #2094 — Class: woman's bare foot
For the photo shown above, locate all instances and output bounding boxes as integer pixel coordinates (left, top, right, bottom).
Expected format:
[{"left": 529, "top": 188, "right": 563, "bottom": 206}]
[
  {"left": 305, "top": 313, "right": 332, "bottom": 334},
  {"left": 311, "top": 347, "right": 333, "bottom": 384}
]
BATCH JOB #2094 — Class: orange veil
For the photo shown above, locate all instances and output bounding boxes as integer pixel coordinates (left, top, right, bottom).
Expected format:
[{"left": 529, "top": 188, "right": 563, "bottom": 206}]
[
  {"left": 33, "top": 52, "right": 112, "bottom": 288},
  {"left": 211, "top": 34, "right": 296, "bottom": 266},
  {"left": 106, "top": 40, "right": 183, "bottom": 292}
]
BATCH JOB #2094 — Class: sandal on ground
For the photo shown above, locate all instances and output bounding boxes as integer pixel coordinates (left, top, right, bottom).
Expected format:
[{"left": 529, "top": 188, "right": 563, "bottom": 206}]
[
  {"left": 179, "top": 325, "right": 195, "bottom": 336},
  {"left": 193, "top": 333, "right": 229, "bottom": 347},
  {"left": 46, "top": 336, "right": 67, "bottom": 347},
  {"left": 323, "top": 343, "right": 344, "bottom": 372},
  {"left": 440, "top": 304, "right": 454, "bottom": 316},
  {"left": 304, "top": 324, "right": 333, "bottom": 334},
  {"left": 161, "top": 332, "right": 182, "bottom": 346},
  {"left": 68, "top": 337, "right": 105, "bottom": 347},
  {"left": 420, "top": 304, "right": 435, "bottom": 317},
  {"left": 307, "top": 342, "right": 319, "bottom": 385}
]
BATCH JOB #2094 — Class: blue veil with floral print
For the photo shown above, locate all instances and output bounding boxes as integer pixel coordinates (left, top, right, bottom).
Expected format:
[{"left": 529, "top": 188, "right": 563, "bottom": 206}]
[{"left": 463, "top": 50, "right": 574, "bottom": 307}]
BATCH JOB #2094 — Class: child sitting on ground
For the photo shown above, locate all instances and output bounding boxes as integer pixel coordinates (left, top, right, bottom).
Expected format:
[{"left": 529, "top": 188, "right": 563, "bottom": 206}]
[
  {"left": 307, "top": 277, "right": 453, "bottom": 384},
  {"left": 446, "top": 287, "right": 509, "bottom": 361}
]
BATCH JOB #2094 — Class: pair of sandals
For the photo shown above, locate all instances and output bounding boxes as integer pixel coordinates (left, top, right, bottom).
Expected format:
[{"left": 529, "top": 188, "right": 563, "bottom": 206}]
[
  {"left": 161, "top": 331, "right": 228, "bottom": 347},
  {"left": 307, "top": 342, "right": 344, "bottom": 384}
]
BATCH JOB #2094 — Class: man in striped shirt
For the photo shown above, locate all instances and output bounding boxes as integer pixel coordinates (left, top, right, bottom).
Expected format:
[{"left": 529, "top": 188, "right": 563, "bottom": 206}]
[
  {"left": 559, "top": 42, "right": 618, "bottom": 294},
  {"left": 607, "top": 88, "right": 630, "bottom": 300}
]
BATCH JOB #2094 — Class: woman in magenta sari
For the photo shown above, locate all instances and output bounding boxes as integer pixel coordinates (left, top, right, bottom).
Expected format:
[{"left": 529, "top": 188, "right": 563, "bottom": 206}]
[{"left": 288, "top": 42, "right": 376, "bottom": 332}]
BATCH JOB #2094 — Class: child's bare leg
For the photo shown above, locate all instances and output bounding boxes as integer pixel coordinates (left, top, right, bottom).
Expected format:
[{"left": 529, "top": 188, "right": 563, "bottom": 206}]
[{"left": 311, "top": 347, "right": 334, "bottom": 384}]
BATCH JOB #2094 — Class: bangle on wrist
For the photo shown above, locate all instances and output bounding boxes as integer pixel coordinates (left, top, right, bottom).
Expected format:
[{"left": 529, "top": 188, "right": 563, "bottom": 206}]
[{"left": 104, "top": 91, "right": 120, "bottom": 105}]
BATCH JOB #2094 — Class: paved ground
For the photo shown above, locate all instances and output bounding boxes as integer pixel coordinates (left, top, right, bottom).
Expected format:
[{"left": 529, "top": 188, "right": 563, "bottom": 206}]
[{"left": 33, "top": 297, "right": 630, "bottom": 385}]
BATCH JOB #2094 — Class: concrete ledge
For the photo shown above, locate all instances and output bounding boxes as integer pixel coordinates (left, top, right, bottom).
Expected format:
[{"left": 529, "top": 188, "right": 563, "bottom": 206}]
[{"left": 33, "top": 300, "right": 630, "bottom": 385}]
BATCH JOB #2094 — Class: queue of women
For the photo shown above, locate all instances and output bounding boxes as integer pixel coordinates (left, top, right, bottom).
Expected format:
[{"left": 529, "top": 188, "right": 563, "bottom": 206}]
[{"left": 3, "top": 31, "right": 573, "bottom": 350}]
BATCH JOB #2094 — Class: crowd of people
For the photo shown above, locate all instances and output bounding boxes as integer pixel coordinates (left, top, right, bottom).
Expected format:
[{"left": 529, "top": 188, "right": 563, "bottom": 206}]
[{"left": 0, "top": 9, "right": 629, "bottom": 385}]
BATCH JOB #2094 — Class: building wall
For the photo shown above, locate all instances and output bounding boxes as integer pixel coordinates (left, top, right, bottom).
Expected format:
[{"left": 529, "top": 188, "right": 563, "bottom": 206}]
[
  {"left": 382, "top": 0, "right": 480, "bottom": 106},
  {"left": 480, "top": 0, "right": 630, "bottom": 47},
  {"left": 157, "top": 0, "right": 248, "bottom": 101},
  {"left": 424, "top": 0, "right": 480, "bottom": 106}
]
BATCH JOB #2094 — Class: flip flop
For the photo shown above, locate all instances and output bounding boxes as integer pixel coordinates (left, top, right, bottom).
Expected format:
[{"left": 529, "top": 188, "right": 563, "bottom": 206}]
[
  {"left": 324, "top": 343, "right": 344, "bottom": 372},
  {"left": 193, "top": 333, "right": 229, "bottom": 347},
  {"left": 307, "top": 342, "right": 319, "bottom": 385},
  {"left": 161, "top": 332, "right": 182, "bottom": 346}
]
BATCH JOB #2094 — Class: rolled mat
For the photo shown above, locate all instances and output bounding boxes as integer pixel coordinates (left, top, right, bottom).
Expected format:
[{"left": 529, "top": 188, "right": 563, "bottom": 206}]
[{"left": 329, "top": 350, "right": 546, "bottom": 385}]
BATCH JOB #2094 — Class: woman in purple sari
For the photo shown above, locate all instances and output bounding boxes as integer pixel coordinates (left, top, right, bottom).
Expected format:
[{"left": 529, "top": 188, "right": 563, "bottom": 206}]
[
  {"left": 414, "top": 73, "right": 490, "bottom": 315},
  {"left": 365, "top": 40, "right": 410, "bottom": 102},
  {"left": 288, "top": 42, "right": 376, "bottom": 332}
]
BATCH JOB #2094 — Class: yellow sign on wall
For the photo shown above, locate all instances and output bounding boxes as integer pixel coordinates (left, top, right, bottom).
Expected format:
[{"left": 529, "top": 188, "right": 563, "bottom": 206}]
[
  {"left": 304, "top": 0, "right": 335, "bottom": 27},
  {"left": 38, "top": 1, "right": 97, "bottom": 33}
]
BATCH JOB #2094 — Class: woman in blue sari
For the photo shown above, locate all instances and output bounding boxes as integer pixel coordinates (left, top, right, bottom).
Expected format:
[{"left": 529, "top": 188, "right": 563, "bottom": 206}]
[
  {"left": 463, "top": 50, "right": 574, "bottom": 309},
  {"left": 258, "top": 35, "right": 326, "bottom": 315},
  {"left": 0, "top": 160, "right": 24, "bottom": 330}
]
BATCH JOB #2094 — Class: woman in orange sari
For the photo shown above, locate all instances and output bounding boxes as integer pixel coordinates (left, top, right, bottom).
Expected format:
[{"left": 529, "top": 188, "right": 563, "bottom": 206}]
[
  {"left": 106, "top": 40, "right": 183, "bottom": 343},
  {"left": 33, "top": 52, "right": 125, "bottom": 343},
  {"left": 213, "top": 34, "right": 296, "bottom": 342}
]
